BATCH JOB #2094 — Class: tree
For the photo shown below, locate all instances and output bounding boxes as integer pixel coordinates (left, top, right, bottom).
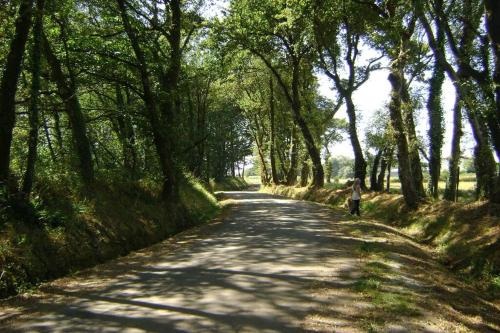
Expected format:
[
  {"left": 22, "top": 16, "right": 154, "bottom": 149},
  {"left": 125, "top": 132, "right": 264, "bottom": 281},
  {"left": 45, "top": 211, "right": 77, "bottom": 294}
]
[
  {"left": 22, "top": 0, "right": 46, "bottom": 195},
  {"left": 0, "top": 0, "right": 34, "bottom": 187}
]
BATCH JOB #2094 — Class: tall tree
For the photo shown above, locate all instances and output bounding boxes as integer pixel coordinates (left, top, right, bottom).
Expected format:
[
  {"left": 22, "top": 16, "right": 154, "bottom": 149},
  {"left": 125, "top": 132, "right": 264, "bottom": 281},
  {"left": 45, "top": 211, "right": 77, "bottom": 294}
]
[
  {"left": 426, "top": 8, "right": 446, "bottom": 199},
  {"left": 0, "top": 0, "right": 34, "bottom": 186},
  {"left": 22, "top": 0, "right": 46, "bottom": 195}
]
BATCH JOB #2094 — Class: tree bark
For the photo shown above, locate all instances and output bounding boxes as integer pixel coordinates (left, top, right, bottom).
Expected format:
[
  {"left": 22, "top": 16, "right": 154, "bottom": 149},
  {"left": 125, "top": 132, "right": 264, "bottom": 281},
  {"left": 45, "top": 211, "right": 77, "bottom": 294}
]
[
  {"left": 269, "top": 76, "right": 279, "bottom": 185},
  {"left": 444, "top": 94, "right": 462, "bottom": 202},
  {"left": 377, "top": 149, "right": 389, "bottom": 191},
  {"left": 485, "top": 0, "right": 500, "bottom": 202},
  {"left": 484, "top": 0, "right": 500, "bottom": 161},
  {"left": 466, "top": 106, "right": 497, "bottom": 199},
  {"left": 22, "top": 0, "right": 45, "bottom": 195},
  {"left": 386, "top": 157, "right": 392, "bottom": 193},
  {"left": 324, "top": 146, "right": 332, "bottom": 183},
  {"left": 0, "top": 0, "right": 34, "bottom": 185},
  {"left": 426, "top": 8, "right": 446, "bottom": 199},
  {"left": 370, "top": 149, "right": 383, "bottom": 191},
  {"left": 427, "top": 62, "right": 445, "bottom": 198},
  {"left": 286, "top": 127, "right": 299, "bottom": 185},
  {"left": 485, "top": 0, "right": 500, "bottom": 129},
  {"left": 256, "top": 139, "right": 270, "bottom": 185},
  {"left": 115, "top": 84, "right": 137, "bottom": 178},
  {"left": 402, "top": 82, "right": 426, "bottom": 198},
  {"left": 42, "top": 34, "right": 94, "bottom": 187},
  {"left": 300, "top": 158, "right": 310, "bottom": 187},
  {"left": 345, "top": 95, "right": 367, "bottom": 189},
  {"left": 41, "top": 109, "right": 57, "bottom": 163},
  {"left": 388, "top": 66, "right": 419, "bottom": 209},
  {"left": 291, "top": 62, "right": 324, "bottom": 187}
]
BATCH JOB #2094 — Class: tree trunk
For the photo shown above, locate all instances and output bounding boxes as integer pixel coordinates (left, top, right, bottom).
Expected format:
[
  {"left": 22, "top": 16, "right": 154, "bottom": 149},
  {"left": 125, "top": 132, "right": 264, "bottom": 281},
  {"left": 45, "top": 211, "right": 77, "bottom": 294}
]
[
  {"left": 370, "top": 149, "right": 383, "bottom": 191},
  {"left": 427, "top": 46, "right": 445, "bottom": 198},
  {"left": 388, "top": 66, "right": 419, "bottom": 209},
  {"left": 485, "top": 0, "right": 500, "bottom": 202},
  {"left": 157, "top": 0, "right": 182, "bottom": 198},
  {"left": 324, "top": 146, "right": 332, "bottom": 183},
  {"left": 195, "top": 90, "right": 208, "bottom": 179},
  {"left": 402, "top": 82, "right": 426, "bottom": 198},
  {"left": 22, "top": 0, "right": 45, "bottom": 195},
  {"left": 477, "top": 0, "right": 500, "bottom": 162},
  {"left": 0, "top": 0, "right": 34, "bottom": 185},
  {"left": 269, "top": 76, "right": 279, "bottom": 185},
  {"left": 377, "top": 149, "right": 389, "bottom": 191},
  {"left": 386, "top": 157, "right": 392, "bottom": 193},
  {"left": 256, "top": 141, "right": 269, "bottom": 185},
  {"left": 444, "top": 94, "right": 462, "bottom": 201},
  {"left": 466, "top": 107, "right": 497, "bottom": 199},
  {"left": 115, "top": 84, "right": 137, "bottom": 178},
  {"left": 300, "top": 159, "right": 310, "bottom": 187},
  {"left": 41, "top": 109, "right": 57, "bottom": 163},
  {"left": 291, "top": 62, "right": 324, "bottom": 187},
  {"left": 42, "top": 34, "right": 94, "bottom": 187},
  {"left": 286, "top": 127, "right": 298, "bottom": 185},
  {"left": 53, "top": 109, "right": 64, "bottom": 152},
  {"left": 345, "top": 95, "right": 367, "bottom": 189}
]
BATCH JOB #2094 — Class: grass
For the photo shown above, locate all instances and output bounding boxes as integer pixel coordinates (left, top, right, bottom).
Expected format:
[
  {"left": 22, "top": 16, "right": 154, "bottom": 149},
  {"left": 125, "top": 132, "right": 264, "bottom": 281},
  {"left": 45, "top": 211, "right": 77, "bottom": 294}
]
[
  {"left": 208, "top": 177, "right": 248, "bottom": 192},
  {"left": 0, "top": 174, "right": 221, "bottom": 299},
  {"left": 352, "top": 241, "right": 420, "bottom": 332},
  {"left": 353, "top": 242, "right": 419, "bottom": 330}
]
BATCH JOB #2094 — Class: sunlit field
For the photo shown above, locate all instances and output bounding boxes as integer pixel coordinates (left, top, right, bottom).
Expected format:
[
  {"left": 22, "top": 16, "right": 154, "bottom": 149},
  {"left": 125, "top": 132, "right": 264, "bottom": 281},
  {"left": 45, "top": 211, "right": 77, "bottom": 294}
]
[
  {"left": 248, "top": 173, "right": 477, "bottom": 194},
  {"left": 324, "top": 173, "right": 478, "bottom": 200}
]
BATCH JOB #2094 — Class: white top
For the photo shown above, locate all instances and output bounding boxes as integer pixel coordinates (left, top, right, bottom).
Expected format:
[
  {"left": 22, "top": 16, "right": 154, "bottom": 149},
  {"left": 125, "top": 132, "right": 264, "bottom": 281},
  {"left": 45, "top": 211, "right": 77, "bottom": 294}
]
[{"left": 352, "top": 185, "right": 361, "bottom": 200}]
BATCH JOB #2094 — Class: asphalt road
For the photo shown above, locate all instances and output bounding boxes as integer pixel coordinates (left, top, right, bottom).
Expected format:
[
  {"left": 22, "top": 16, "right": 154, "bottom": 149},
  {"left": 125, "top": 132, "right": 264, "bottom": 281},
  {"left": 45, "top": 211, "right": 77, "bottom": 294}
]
[{"left": 0, "top": 190, "right": 499, "bottom": 332}]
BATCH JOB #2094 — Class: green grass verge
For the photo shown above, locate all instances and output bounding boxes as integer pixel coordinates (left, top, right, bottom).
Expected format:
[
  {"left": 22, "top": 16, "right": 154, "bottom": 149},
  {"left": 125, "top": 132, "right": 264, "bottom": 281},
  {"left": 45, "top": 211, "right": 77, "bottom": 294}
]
[{"left": 208, "top": 177, "right": 248, "bottom": 192}]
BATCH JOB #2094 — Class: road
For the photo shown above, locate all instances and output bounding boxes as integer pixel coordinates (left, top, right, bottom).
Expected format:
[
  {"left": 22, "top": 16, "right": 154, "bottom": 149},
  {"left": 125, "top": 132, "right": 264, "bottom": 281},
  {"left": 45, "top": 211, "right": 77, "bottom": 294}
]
[{"left": 0, "top": 190, "right": 499, "bottom": 332}]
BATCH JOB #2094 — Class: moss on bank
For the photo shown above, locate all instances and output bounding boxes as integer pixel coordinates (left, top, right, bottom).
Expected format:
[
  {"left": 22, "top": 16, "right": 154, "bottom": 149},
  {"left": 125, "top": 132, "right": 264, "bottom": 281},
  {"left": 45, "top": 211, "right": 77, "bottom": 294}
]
[
  {"left": 263, "top": 185, "right": 500, "bottom": 298},
  {"left": 0, "top": 175, "right": 220, "bottom": 299}
]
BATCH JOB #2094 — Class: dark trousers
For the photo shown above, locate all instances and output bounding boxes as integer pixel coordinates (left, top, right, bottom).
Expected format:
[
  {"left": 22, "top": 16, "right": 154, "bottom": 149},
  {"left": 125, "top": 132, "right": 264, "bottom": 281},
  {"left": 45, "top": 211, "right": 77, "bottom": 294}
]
[{"left": 351, "top": 199, "right": 360, "bottom": 216}]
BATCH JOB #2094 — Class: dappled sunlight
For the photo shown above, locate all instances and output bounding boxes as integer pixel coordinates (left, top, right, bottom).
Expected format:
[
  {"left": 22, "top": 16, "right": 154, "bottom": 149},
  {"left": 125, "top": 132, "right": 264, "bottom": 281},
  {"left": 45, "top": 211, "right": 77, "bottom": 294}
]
[{"left": 0, "top": 190, "right": 499, "bottom": 332}]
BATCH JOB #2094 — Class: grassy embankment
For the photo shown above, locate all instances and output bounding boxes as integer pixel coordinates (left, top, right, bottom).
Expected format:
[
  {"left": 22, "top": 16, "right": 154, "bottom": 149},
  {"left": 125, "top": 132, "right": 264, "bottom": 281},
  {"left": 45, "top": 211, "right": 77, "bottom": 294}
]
[
  {"left": 0, "top": 175, "right": 223, "bottom": 299},
  {"left": 208, "top": 176, "right": 248, "bottom": 192},
  {"left": 262, "top": 183, "right": 500, "bottom": 298}
]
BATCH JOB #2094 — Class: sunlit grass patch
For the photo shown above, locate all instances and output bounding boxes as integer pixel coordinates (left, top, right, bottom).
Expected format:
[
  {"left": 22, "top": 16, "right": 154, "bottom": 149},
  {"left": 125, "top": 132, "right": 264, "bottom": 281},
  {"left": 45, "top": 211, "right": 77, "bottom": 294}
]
[
  {"left": 371, "top": 291, "right": 419, "bottom": 316},
  {"left": 356, "top": 241, "right": 388, "bottom": 259},
  {"left": 353, "top": 276, "right": 382, "bottom": 292},
  {"left": 208, "top": 177, "right": 248, "bottom": 192},
  {"left": 487, "top": 276, "right": 500, "bottom": 298}
]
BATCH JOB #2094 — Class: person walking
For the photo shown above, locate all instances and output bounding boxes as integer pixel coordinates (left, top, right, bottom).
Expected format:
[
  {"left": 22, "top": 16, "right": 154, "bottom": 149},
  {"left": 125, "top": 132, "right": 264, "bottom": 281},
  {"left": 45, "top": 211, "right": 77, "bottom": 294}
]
[{"left": 351, "top": 178, "right": 361, "bottom": 216}]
